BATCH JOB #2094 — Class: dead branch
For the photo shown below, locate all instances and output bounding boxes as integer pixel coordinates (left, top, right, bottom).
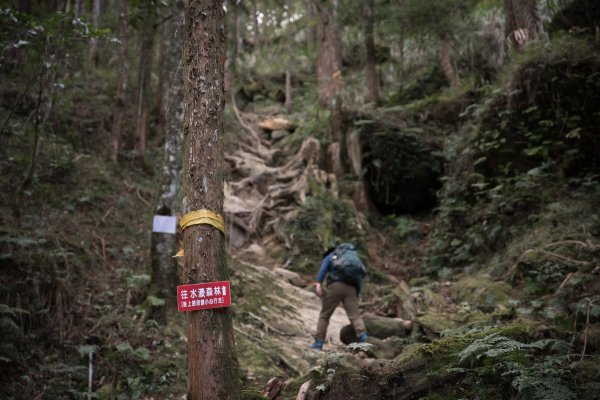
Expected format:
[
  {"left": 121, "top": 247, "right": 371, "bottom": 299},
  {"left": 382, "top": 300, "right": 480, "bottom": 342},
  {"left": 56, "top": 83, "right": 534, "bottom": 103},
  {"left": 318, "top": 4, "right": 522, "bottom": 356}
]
[
  {"left": 504, "top": 247, "right": 591, "bottom": 281},
  {"left": 136, "top": 188, "right": 151, "bottom": 207},
  {"left": 580, "top": 298, "right": 598, "bottom": 361},
  {"left": 545, "top": 240, "right": 599, "bottom": 250},
  {"left": 296, "top": 380, "right": 311, "bottom": 400},
  {"left": 230, "top": 90, "right": 274, "bottom": 159}
]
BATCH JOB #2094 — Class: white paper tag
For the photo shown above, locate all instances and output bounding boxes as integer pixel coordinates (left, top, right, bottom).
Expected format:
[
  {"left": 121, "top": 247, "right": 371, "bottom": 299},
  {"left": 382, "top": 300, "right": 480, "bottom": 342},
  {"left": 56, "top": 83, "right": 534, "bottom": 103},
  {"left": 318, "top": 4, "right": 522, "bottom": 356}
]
[{"left": 152, "top": 215, "right": 177, "bottom": 234}]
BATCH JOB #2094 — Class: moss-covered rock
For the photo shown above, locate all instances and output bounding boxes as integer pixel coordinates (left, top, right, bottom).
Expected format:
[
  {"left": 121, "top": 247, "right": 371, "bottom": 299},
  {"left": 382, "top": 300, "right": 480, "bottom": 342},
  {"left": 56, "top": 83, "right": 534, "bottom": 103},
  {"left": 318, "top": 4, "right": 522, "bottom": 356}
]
[
  {"left": 339, "top": 313, "right": 412, "bottom": 344},
  {"left": 282, "top": 194, "right": 366, "bottom": 274},
  {"left": 451, "top": 273, "right": 514, "bottom": 310}
]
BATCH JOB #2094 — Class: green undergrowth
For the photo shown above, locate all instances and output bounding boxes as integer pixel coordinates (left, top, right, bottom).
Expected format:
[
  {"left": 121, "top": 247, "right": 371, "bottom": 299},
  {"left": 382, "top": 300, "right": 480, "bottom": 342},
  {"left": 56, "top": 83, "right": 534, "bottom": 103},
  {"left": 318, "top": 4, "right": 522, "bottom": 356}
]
[
  {"left": 0, "top": 118, "right": 189, "bottom": 398},
  {"left": 291, "top": 321, "right": 600, "bottom": 399},
  {"left": 428, "top": 35, "right": 600, "bottom": 276}
]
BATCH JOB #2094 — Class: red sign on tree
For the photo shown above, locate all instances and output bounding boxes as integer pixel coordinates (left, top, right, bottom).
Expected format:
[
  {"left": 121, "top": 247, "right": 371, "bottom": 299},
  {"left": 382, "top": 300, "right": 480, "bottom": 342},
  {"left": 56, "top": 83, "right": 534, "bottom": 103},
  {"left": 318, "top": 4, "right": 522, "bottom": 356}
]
[{"left": 177, "top": 281, "right": 231, "bottom": 312}]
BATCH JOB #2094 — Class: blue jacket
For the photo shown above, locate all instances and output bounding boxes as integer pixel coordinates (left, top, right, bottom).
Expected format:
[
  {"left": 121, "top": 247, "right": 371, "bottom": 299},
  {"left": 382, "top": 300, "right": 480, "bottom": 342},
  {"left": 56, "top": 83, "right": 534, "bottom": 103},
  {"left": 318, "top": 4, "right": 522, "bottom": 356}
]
[{"left": 316, "top": 252, "right": 363, "bottom": 294}]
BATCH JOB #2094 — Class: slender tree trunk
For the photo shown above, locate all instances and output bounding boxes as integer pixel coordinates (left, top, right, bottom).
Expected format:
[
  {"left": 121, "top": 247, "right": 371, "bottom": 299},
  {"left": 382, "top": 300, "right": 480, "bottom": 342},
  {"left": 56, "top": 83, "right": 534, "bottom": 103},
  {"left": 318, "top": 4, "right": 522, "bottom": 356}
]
[
  {"left": 504, "top": 0, "right": 545, "bottom": 51},
  {"left": 363, "top": 0, "right": 379, "bottom": 106},
  {"left": 305, "top": 0, "right": 316, "bottom": 51},
  {"left": 399, "top": 26, "right": 405, "bottom": 89},
  {"left": 440, "top": 35, "right": 458, "bottom": 86},
  {"left": 110, "top": 0, "right": 128, "bottom": 162},
  {"left": 235, "top": 7, "right": 243, "bottom": 56},
  {"left": 183, "top": 1, "right": 240, "bottom": 398},
  {"left": 285, "top": 0, "right": 293, "bottom": 113},
  {"left": 225, "top": 1, "right": 239, "bottom": 93},
  {"left": 151, "top": 0, "right": 184, "bottom": 324},
  {"left": 74, "top": 0, "right": 83, "bottom": 17},
  {"left": 134, "top": 9, "right": 156, "bottom": 165},
  {"left": 252, "top": 0, "right": 260, "bottom": 49},
  {"left": 154, "top": 15, "right": 174, "bottom": 145},
  {"left": 89, "top": 0, "right": 101, "bottom": 67}
]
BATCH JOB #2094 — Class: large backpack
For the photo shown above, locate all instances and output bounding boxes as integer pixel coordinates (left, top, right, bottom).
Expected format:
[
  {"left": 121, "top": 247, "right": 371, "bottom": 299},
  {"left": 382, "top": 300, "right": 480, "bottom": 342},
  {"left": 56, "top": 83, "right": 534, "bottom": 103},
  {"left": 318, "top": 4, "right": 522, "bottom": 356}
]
[{"left": 330, "top": 243, "right": 366, "bottom": 286}]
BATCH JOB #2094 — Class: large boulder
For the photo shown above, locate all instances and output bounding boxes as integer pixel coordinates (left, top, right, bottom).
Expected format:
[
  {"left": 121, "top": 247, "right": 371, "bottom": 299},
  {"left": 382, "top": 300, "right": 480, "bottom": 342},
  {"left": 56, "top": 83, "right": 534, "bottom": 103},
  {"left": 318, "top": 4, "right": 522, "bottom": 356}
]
[
  {"left": 365, "top": 336, "right": 406, "bottom": 359},
  {"left": 451, "top": 273, "right": 514, "bottom": 311},
  {"left": 340, "top": 313, "right": 412, "bottom": 344}
]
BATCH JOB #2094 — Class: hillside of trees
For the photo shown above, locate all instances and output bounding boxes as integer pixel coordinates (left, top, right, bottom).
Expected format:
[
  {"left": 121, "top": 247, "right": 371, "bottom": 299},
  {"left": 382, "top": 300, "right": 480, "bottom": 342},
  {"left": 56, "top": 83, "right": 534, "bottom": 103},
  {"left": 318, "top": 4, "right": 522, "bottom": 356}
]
[{"left": 1, "top": 0, "right": 599, "bottom": 399}]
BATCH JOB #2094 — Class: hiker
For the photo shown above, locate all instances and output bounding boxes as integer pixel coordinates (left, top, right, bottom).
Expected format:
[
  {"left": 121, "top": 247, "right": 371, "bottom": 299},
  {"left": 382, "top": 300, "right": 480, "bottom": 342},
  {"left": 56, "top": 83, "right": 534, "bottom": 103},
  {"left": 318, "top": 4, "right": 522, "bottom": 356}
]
[{"left": 309, "top": 243, "right": 368, "bottom": 350}]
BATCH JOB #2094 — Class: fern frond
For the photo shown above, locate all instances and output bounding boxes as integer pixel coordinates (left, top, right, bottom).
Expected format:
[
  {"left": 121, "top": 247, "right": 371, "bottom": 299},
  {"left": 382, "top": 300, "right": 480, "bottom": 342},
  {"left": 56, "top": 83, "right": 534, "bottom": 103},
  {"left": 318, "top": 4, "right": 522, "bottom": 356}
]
[
  {"left": 531, "top": 339, "right": 570, "bottom": 354},
  {"left": 512, "top": 373, "right": 576, "bottom": 400},
  {"left": 458, "top": 333, "right": 543, "bottom": 366}
]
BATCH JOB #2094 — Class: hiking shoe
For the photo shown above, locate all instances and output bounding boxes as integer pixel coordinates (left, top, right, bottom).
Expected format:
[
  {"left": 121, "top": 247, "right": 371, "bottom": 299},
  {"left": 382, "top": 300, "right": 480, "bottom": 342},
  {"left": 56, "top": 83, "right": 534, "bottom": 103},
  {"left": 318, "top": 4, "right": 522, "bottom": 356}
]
[
  {"left": 309, "top": 339, "right": 324, "bottom": 350},
  {"left": 359, "top": 333, "right": 368, "bottom": 342}
]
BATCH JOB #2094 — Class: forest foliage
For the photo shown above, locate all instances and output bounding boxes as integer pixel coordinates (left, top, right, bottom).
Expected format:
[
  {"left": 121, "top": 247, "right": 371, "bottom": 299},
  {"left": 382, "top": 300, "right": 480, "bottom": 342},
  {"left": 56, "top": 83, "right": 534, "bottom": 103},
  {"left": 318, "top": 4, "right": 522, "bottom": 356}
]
[{"left": 1, "top": 0, "right": 599, "bottom": 399}]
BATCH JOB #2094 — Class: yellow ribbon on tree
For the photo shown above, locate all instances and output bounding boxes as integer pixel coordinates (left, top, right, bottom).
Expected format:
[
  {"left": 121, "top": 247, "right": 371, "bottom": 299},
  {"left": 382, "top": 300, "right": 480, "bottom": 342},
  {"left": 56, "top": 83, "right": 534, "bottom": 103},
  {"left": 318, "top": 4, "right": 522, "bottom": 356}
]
[
  {"left": 174, "top": 210, "right": 225, "bottom": 257},
  {"left": 180, "top": 209, "right": 225, "bottom": 234}
]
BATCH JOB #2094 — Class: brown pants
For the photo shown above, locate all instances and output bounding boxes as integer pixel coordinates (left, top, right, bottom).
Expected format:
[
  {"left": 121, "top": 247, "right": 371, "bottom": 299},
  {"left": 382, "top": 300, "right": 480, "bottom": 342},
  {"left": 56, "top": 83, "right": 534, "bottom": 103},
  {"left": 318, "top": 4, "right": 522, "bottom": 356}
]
[{"left": 315, "top": 281, "right": 366, "bottom": 341}]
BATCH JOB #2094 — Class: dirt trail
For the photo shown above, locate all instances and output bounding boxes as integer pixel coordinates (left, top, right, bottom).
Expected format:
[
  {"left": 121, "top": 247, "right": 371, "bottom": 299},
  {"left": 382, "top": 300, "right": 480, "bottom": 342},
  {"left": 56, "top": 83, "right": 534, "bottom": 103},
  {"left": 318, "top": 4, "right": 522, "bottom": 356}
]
[
  {"left": 228, "top": 255, "right": 353, "bottom": 385},
  {"left": 225, "top": 107, "right": 354, "bottom": 381},
  {"left": 288, "top": 279, "right": 353, "bottom": 350}
]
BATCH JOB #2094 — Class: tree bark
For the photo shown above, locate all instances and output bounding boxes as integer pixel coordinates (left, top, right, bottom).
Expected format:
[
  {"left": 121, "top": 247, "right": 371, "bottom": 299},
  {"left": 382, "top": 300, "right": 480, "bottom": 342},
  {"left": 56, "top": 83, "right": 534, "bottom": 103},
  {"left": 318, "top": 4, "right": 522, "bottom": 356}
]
[
  {"left": 504, "top": 0, "right": 545, "bottom": 52},
  {"left": 134, "top": 7, "right": 156, "bottom": 165},
  {"left": 183, "top": 0, "right": 240, "bottom": 398},
  {"left": 110, "top": 0, "right": 128, "bottom": 162},
  {"left": 150, "top": 0, "right": 184, "bottom": 324},
  {"left": 363, "top": 0, "right": 379, "bottom": 106}
]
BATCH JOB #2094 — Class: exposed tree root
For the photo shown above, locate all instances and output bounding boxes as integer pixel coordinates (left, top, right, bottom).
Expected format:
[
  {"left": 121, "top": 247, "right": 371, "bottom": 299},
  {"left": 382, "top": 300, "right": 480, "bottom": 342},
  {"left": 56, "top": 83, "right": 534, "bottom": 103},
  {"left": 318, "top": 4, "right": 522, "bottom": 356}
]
[{"left": 225, "top": 113, "right": 337, "bottom": 246}]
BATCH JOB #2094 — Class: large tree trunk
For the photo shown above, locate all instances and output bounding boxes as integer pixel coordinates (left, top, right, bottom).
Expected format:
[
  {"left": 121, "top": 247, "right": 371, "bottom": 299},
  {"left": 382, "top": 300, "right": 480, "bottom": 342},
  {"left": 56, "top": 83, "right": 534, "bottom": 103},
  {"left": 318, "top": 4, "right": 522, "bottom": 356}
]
[
  {"left": 440, "top": 35, "right": 458, "bottom": 86},
  {"left": 150, "top": 0, "right": 184, "bottom": 324},
  {"left": 315, "top": 0, "right": 343, "bottom": 108},
  {"left": 315, "top": 0, "right": 346, "bottom": 176},
  {"left": 110, "top": 0, "right": 128, "bottom": 162},
  {"left": 504, "top": 0, "right": 545, "bottom": 52},
  {"left": 134, "top": 9, "right": 156, "bottom": 165},
  {"left": 363, "top": 0, "right": 379, "bottom": 106},
  {"left": 183, "top": 1, "right": 240, "bottom": 398}
]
